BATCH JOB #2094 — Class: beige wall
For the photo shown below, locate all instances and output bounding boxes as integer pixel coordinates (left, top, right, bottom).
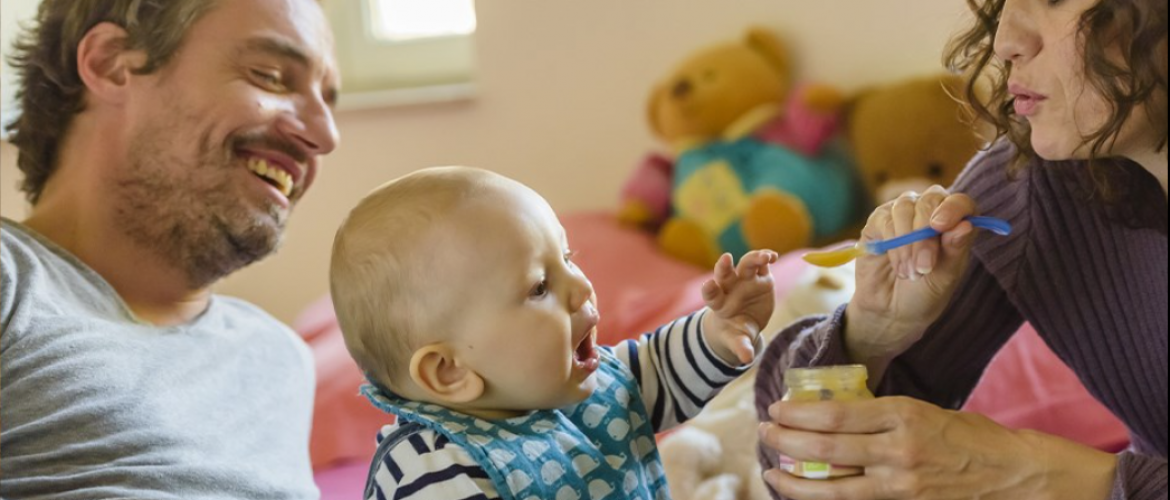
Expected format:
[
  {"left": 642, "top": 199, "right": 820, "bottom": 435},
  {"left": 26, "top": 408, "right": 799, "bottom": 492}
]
[
  {"left": 0, "top": 1, "right": 972, "bottom": 325},
  {"left": 1, "top": 144, "right": 21, "bottom": 219}
]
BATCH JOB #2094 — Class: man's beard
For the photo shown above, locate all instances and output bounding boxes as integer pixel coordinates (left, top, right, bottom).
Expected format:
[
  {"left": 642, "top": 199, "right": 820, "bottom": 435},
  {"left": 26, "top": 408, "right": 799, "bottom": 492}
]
[{"left": 113, "top": 122, "right": 290, "bottom": 290}]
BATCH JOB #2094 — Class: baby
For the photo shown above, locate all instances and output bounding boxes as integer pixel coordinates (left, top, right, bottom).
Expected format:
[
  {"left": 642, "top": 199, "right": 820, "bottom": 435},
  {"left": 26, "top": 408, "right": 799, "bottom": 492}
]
[{"left": 330, "top": 167, "right": 777, "bottom": 500}]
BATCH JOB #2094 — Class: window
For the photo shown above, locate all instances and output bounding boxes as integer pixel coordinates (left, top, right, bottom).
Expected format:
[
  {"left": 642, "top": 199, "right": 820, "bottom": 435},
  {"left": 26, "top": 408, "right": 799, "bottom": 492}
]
[
  {"left": 368, "top": 0, "right": 477, "bottom": 42},
  {"left": 324, "top": 0, "right": 478, "bottom": 110},
  {"left": 0, "top": 0, "right": 476, "bottom": 125}
]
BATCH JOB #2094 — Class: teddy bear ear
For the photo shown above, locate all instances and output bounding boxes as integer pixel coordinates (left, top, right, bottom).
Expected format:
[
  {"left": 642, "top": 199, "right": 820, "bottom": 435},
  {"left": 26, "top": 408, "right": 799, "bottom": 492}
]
[
  {"left": 744, "top": 27, "right": 791, "bottom": 80},
  {"left": 647, "top": 84, "right": 668, "bottom": 138}
]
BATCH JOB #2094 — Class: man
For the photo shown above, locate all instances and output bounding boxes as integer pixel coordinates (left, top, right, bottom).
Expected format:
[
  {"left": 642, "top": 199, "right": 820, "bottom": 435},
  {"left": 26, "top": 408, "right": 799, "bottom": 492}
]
[{"left": 1, "top": 0, "right": 339, "bottom": 498}]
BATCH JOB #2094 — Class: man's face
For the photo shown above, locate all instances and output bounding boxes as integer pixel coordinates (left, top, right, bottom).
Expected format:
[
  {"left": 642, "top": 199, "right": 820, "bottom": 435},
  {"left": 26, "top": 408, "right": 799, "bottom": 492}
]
[{"left": 114, "top": 0, "right": 340, "bottom": 288}]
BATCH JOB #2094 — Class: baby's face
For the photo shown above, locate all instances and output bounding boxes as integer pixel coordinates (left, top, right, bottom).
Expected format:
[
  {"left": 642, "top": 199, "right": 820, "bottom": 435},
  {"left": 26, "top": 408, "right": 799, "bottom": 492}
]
[{"left": 438, "top": 182, "right": 602, "bottom": 414}]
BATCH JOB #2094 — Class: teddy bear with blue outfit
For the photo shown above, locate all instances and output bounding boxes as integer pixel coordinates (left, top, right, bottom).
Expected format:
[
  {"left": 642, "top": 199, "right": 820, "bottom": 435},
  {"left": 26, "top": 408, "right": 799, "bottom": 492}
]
[{"left": 619, "top": 28, "right": 862, "bottom": 268}]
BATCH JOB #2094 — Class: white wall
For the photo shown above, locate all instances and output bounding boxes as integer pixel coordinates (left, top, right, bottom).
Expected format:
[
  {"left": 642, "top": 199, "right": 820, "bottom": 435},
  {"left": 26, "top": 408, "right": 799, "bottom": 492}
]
[
  {"left": 1, "top": 1, "right": 973, "bottom": 324},
  {"left": 1, "top": 0, "right": 39, "bottom": 135}
]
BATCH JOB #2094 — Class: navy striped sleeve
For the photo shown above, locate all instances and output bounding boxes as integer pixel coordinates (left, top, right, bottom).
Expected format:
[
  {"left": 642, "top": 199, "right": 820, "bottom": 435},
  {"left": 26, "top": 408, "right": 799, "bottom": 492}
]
[
  {"left": 614, "top": 309, "right": 751, "bottom": 433},
  {"left": 368, "top": 426, "right": 501, "bottom": 500}
]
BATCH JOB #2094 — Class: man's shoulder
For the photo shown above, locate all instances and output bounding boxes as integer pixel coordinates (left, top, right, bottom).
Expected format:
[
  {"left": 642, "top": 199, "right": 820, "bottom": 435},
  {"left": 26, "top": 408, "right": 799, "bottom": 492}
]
[
  {"left": 2, "top": 218, "right": 45, "bottom": 271},
  {"left": 2, "top": 218, "right": 73, "bottom": 333},
  {"left": 1, "top": 220, "right": 21, "bottom": 330},
  {"left": 1, "top": 218, "right": 92, "bottom": 288}
]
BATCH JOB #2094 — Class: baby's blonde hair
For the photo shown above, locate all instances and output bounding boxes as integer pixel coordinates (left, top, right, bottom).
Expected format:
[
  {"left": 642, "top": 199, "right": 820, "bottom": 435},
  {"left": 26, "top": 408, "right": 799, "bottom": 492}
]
[{"left": 330, "top": 167, "right": 504, "bottom": 390}]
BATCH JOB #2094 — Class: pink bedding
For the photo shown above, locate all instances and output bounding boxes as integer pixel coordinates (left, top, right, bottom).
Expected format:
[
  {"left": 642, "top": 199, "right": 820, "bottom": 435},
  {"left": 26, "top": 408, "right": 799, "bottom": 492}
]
[
  {"left": 305, "top": 211, "right": 1129, "bottom": 496},
  {"left": 967, "top": 324, "right": 1130, "bottom": 453}
]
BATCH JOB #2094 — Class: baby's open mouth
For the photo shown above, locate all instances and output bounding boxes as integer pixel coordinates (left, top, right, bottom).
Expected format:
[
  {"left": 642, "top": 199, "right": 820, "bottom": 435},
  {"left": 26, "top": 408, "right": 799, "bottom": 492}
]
[{"left": 573, "top": 327, "right": 601, "bottom": 373}]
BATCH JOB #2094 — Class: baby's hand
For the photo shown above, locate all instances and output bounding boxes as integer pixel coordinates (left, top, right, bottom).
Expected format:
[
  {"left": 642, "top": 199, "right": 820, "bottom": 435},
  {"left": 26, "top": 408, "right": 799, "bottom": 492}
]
[{"left": 700, "top": 250, "right": 778, "bottom": 366}]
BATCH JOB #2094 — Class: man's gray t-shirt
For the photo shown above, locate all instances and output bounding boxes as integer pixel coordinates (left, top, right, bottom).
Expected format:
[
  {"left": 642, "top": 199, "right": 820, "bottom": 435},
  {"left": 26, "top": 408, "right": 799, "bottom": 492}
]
[{"left": 0, "top": 219, "right": 319, "bottom": 499}]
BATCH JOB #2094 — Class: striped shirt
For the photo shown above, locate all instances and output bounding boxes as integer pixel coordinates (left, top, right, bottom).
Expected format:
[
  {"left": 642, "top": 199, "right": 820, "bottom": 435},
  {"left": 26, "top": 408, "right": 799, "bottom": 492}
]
[{"left": 368, "top": 310, "right": 749, "bottom": 500}]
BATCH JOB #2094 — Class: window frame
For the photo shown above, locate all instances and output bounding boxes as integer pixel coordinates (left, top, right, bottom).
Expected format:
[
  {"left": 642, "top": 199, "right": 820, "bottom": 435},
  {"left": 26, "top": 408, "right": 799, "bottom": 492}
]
[{"left": 325, "top": 0, "right": 478, "bottom": 111}]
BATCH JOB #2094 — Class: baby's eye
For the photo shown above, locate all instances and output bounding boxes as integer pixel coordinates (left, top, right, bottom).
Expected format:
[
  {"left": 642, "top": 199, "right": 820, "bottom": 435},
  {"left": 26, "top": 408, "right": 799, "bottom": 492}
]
[{"left": 530, "top": 278, "right": 550, "bottom": 298}]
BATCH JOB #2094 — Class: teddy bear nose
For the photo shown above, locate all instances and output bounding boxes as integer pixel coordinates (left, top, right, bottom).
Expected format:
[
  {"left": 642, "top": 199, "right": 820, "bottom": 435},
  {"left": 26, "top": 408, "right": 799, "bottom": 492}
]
[{"left": 672, "top": 79, "right": 694, "bottom": 99}]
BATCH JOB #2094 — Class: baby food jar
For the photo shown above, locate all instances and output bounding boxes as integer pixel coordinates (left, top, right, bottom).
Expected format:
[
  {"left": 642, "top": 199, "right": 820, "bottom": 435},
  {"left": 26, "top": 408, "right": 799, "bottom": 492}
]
[{"left": 779, "top": 365, "right": 874, "bottom": 479}]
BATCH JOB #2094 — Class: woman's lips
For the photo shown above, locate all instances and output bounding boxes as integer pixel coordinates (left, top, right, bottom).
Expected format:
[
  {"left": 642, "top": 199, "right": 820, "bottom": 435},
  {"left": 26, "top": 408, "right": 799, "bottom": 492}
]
[
  {"left": 1010, "top": 84, "right": 1048, "bottom": 117},
  {"left": 1014, "top": 96, "right": 1045, "bottom": 117}
]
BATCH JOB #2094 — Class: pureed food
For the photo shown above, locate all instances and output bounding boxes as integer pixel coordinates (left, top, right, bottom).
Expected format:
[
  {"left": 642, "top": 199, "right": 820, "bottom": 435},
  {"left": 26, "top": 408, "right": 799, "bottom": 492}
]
[{"left": 780, "top": 365, "right": 874, "bottom": 479}]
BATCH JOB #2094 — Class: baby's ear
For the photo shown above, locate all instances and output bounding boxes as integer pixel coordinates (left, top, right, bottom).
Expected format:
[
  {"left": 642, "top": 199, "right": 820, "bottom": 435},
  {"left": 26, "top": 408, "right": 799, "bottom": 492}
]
[{"left": 409, "top": 344, "right": 485, "bottom": 405}]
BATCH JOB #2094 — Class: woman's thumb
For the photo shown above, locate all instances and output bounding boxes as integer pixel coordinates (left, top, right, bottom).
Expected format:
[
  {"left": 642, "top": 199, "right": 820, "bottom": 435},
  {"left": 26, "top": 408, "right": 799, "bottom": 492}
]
[{"left": 933, "top": 221, "right": 975, "bottom": 284}]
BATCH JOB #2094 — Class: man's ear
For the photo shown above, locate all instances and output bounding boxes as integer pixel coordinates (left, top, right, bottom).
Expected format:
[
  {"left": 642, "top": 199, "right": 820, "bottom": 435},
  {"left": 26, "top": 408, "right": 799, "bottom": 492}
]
[
  {"left": 76, "top": 22, "right": 148, "bottom": 106},
  {"left": 409, "top": 344, "right": 485, "bottom": 405}
]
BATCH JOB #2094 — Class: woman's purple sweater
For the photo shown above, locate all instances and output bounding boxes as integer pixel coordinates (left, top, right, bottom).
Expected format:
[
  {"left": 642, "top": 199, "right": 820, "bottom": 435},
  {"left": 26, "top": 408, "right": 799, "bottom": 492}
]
[{"left": 755, "top": 142, "right": 1167, "bottom": 500}]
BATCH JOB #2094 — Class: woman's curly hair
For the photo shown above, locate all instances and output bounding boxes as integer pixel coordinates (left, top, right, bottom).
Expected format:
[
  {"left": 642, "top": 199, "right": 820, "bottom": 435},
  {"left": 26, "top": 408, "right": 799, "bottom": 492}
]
[
  {"left": 4, "top": 0, "right": 218, "bottom": 204},
  {"left": 944, "top": 0, "right": 1168, "bottom": 201}
]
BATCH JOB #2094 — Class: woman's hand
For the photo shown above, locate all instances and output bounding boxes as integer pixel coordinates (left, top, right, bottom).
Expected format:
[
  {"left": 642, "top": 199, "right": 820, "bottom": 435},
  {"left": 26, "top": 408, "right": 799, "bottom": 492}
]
[
  {"left": 759, "top": 397, "right": 1119, "bottom": 500},
  {"left": 843, "top": 186, "right": 979, "bottom": 381},
  {"left": 701, "top": 250, "right": 779, "bottom": 366}
]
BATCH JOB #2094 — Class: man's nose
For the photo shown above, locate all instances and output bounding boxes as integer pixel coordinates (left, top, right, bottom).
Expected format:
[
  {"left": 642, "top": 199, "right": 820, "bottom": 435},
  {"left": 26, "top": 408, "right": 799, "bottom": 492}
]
[{"left": 279, "top": 96, "right": 340, "bottom": 157}]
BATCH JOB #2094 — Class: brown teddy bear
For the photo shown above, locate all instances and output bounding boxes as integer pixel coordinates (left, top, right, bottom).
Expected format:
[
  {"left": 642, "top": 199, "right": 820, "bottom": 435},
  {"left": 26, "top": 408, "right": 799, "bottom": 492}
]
[
  {"left": 847, "top": 74, "right": 985, "bottom": 204},
  {"left": 619, "top": 28, "right": 858, "bottom": 267}
]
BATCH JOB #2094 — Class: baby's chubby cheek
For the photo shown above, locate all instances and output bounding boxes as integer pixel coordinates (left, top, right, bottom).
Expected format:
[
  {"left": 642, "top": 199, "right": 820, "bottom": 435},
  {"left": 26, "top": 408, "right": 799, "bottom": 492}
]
[{"left": 499, "top": 350, "right": 568, "bottom": 386}]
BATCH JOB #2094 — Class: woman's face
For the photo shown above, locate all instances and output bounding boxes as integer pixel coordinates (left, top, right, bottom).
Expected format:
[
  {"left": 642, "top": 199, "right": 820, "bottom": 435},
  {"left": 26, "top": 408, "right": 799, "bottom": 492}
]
[{"left": 994, "top": 0, "right": 1158, "bottom": 161}]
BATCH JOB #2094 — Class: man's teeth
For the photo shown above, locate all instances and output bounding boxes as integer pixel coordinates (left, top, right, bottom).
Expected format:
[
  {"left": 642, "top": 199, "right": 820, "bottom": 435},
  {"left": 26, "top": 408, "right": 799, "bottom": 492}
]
[{"left": 246, "top": 158, "right": 293, "bottom": 197}]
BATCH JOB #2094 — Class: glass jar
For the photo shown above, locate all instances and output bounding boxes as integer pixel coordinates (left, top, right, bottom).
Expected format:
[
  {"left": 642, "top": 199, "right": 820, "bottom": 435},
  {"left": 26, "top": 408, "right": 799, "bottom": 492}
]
[{"left": 779, "top": 365, "right": 874, "bottom": 480}]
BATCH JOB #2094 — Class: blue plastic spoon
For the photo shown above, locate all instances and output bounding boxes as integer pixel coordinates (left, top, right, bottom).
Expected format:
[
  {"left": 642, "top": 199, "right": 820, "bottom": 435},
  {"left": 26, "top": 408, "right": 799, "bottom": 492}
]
[{"left": 803, "top": 216, "right": 1013, "bottom": 268}]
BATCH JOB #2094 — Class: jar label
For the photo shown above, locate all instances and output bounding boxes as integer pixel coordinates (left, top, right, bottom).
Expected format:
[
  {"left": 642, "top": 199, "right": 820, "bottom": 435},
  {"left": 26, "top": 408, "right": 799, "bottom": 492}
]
[{"left": 780, "top": 454, "right": 858, "bottom": 480}]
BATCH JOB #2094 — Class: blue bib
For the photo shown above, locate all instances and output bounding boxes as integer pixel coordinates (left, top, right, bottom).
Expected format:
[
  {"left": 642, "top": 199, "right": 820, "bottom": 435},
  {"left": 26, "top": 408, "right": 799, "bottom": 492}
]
[{"left": 363, "top": 350, "right": 671, "bottom": 500}]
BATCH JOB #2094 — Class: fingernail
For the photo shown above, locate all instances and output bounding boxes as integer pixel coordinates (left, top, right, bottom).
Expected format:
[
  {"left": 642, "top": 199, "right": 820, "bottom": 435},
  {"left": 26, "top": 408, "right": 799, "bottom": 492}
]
[
  {"left": 898, "top": 261, "right": 911, "bottom": 280},
  {"left": 932, "top": 214, "right": 952, "bottom": 227},
  {"left": 953, "top": 230, "right": 972, "bottom": 247},
  {"left": 758, "top": 423, "right": 769, "bottom": 440},
  {"left": 763, "top": 470, "right": 782, "bottom": 485},
  {"left": 769, "top": 403, "right": 784, "bottom": 420},
  {"left": 916, "top": 250, "right": 935, "bottom": 275}
]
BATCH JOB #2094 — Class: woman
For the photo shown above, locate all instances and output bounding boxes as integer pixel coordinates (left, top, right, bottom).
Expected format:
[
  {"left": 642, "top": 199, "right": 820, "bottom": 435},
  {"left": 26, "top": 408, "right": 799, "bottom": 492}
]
[{"left": 756, "top": 0, "right": 1167, "bottom": 498}]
